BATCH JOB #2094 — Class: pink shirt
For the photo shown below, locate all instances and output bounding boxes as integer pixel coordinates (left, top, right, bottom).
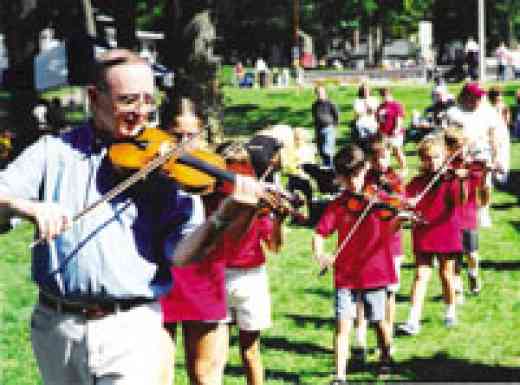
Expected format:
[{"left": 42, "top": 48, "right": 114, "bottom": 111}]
[
  {"left": 377, "top": 100, "right": 405, "bottom": 136},
  {"left": 315, "top": 191, "right": 397, "bottom": 289},
  {"left": 161, "top": 194, "right": 227, "bottom": 323},
  {"left": 161, "top": 256, "right": 227, "bottom": 322},
  {"left": 406, "top": 174, "right": 462, "bottom": 254},
  {"left": 224, "top": 214, "right": 273, "bottom": 269},
  {"left": 365, "top": 169, "right": 404, "bottom": 257}
]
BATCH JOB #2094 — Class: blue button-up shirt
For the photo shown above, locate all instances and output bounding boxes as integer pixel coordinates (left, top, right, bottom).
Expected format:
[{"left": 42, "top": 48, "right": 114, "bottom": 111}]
[{"left": 0, "top": 124, "right": 203, "bottom": 301}]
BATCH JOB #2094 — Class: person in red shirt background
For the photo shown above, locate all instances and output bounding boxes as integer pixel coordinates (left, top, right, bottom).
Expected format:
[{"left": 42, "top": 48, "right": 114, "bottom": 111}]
[
  {"left": 313, "top": 144, "right": 396, "bottom": 384},
  {"left": 376, "top": 88, "right": 407, "bottom": 173},
  {"left": 399, "top": 136, "right": 463, "bottom": 336},
  {"left": 209, "top": 141, "right": 285, "bottom": 385}
]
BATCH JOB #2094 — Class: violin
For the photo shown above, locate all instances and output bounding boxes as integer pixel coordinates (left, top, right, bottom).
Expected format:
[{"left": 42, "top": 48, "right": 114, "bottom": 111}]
[
  {"left": 345, "top": 183, "right": 409, "bottom": 222},
  {"left": 218, "top": 158, "right": 307, "bottom": 223},
  {"left": 108, "top": 127, "right": 229, "bottom": 194}
]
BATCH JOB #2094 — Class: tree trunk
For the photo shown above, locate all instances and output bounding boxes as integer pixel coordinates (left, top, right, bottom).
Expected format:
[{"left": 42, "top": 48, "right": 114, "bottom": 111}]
[
  {"left": 160, "top": 0, "right": 222, "bottom": 144},
  {"left": 353, "top": 27, "right": 360, "bottom": 52},
  {"left": 375, "top": 22, "right": 383, "bottom": 66},
  {"left": 367, "top": 21, "right": 374, "bottom": 66}
]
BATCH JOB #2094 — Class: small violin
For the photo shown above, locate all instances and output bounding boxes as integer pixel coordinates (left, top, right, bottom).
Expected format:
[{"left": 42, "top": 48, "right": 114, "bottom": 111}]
[
  {"left": 344, "top": 184, "right": 406, "bottom": 222},
  {"left": 219, "top": 159, "right": 307, "bottom": 223}
]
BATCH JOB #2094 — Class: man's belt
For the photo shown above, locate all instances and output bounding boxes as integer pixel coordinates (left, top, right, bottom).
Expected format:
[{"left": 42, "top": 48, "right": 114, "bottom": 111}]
[{"left": 38, "top": 292, "right": 155, "bottom": 320}]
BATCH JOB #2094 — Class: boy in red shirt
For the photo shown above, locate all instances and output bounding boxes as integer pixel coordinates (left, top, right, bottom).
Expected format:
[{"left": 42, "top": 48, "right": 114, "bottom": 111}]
[
  {"left": 376, "top": 87, "right": 406, "bottom": 173},
  {"left": 313, "top": 144, "right": 396, "bottom": 383},
  {"left": 444, "top": 128, "right": 489, "bottom": 301},
  {"left": 399, "top": 136, "right": 463, "bottom": 335}
]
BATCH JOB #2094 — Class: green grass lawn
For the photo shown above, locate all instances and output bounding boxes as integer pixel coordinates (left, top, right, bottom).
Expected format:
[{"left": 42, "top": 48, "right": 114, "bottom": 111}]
[{"left": 1, "top": 83, "right": 520, "bottom": 384}]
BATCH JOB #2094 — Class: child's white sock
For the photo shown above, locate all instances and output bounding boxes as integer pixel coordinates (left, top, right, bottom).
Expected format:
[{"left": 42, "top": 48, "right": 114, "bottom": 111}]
[
  {"left": 355, "top": 324, "right": 367, "bottom": 349},
  {"left": 408, "top": 305, "right": 421, "bottom": 326},
  {"left": 445, "top": 303, "right": 456, "bottom": 319}
]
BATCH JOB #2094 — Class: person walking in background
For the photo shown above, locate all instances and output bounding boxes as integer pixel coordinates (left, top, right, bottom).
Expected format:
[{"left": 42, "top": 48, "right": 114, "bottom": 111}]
[
  {"left": 495, "top": 42, "right": 510, "bottom": 81},
  {"left": 376, "top": 87, "right": 407, "bottom": 174},
  {"left": 488, "top": 87, "right": 511, "bottom": 129},
  {"left": 312, "top": 85, "right": 339, "bottom": 168},
  {"left": 465, "top": 37, "right": 479, "bottom": 80},
  {"left": 352, "top": 83, "right": 379, "bottom": 151}
]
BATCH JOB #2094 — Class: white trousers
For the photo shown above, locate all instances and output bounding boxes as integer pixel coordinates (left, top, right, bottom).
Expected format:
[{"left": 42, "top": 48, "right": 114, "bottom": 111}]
[{"left": 31, "top": 302, "right": 173, "bottom": 385}]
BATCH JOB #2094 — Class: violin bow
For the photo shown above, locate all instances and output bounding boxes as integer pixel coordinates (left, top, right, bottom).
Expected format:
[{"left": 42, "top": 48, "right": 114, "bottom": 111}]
[
  {"left": 29, "top": 128, "right": 205, "bottom": 249},
  {"left": 318, "top": 187, "right": 380, "bottom": 276}
]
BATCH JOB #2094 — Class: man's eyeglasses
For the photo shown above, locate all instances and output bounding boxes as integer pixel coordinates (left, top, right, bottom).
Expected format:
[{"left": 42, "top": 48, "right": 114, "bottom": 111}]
[
  {"left": 171, "top": 131, "right": 197, "bottom": 142},
  {"left": 112, "top": 93, "right": 156, "bottom": 112}
]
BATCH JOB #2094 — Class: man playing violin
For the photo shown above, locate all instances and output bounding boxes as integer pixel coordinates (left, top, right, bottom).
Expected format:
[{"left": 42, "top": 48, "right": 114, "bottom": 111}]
[
  {"left": 312, "top": 144, "right": 396, "bottom": 383},
  {"left": 0, "top": 49, "right": 264, "bottom": 385}
]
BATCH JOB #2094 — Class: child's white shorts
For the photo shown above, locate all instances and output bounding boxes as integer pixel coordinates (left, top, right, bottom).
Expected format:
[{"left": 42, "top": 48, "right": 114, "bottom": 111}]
[{"left": 225, "top": 265, "right": 271, "bottom": 331}]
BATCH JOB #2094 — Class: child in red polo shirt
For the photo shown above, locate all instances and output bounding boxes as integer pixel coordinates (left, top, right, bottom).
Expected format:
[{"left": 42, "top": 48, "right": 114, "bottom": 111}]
[
  {"left": 313, "top": 144, "right": 396, "bottom": 384},
  {"left": 212, "top": 141, "right": 285, "bottom": 385},
  {"left": 399, "top": 136, "right": 463, "bottom": 336},
  {"left": 444, "top": 128, "right": 489, "bottom": 301}
]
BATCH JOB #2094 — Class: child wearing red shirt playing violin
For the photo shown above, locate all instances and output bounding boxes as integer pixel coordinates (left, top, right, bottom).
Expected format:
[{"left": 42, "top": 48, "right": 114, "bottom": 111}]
[
  {"left": 399, "top": 136, "right": 463, "bottom": 336},
  {"left": 313, "top": 144, "right": 397, "bottom": 384},
  {"left": 352, "top": 136, "right": 405, "bottom": 359},
  {"left": 444, "top": 127, "right": 490, "bottom": 302},
  {"left": 212, "top": 141, "right": 285, "bottom": 385}
]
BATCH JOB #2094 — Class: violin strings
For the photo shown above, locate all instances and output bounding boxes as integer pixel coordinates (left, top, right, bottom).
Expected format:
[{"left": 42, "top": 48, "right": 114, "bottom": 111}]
[{"left": 29, "top": 129, "right": 205, "bottom": 249}]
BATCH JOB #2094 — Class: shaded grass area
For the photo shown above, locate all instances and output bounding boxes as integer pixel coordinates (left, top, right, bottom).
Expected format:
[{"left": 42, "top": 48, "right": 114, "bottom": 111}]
[{"left": 1, "top": 84, "right": 520, "bottom": 384}]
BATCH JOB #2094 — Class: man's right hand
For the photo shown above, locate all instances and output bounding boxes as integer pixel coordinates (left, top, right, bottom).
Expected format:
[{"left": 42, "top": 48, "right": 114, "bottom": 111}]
[{"left": 13, "top": 199, "right": 72, "bottom": 241}]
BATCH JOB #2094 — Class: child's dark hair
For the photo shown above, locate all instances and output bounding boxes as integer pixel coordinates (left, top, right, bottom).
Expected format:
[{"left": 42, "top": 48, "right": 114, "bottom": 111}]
[
  {"left": 333, "top": 144, "right": 366, "bottom": 177},
  {"left": 368, "top": 134, "right": 389, "bottom": 158}
]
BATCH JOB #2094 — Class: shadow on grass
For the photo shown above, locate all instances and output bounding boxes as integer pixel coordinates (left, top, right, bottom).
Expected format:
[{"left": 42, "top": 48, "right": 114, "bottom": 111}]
[
  {"left": 229, "top": 334, "right": 333, "bottom": 355},
  {"left": 496, "top": 170, "right": 520, "bottom": 201},
  {"left": 395, "top": 352, "right": 520, "bottom": 382},
  {"left": 285, "top": 313, "right": 334, "bottom": 329},
  {"left": 224, "top": 364, "right": 330, "bottom": 385},
  {"left": 223, "top": 105, "right": 313, "bottom": 135},
  {"left": 480, "top": 259, "right": 520, "bottom": 271},
  {"left": 395, "top": 293, "right": 411, "bottom": 303},
  {"left": 224, "top": 103, "right": 259, "bottom": 114},
  {"left": 303, "top": 287, "right": 332, "bottom": 299}
]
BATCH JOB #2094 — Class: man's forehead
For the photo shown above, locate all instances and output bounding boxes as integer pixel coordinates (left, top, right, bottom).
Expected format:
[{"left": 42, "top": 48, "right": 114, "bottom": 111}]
[{"left": 106, "top": 63, "right": 154, "bottom": 89}]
